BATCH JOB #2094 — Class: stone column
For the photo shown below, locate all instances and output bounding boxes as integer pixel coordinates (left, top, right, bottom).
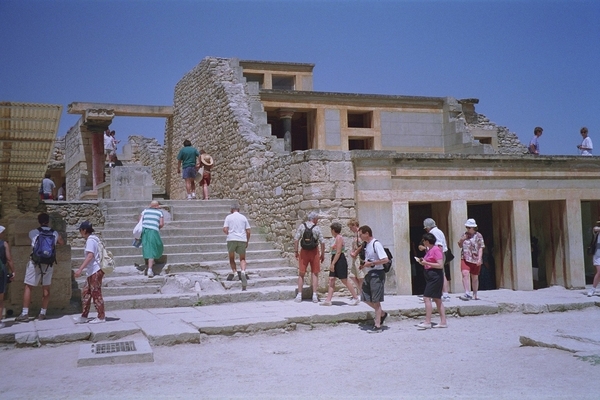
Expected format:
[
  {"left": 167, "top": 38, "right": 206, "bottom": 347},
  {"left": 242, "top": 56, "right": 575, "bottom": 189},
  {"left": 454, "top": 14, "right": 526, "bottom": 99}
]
[
  {"left": 392, "top": 201, "right": 411, "bottom": 294},
  {"left": 449, "top": 200, "right": 468, "bottom": 293},
  {"left": 278, "top": 109, "right": 294, "bottom": 152},
  {"left": 512, "top": 200, "right": 533, "bottom": 290},
  {"left": 564, "top": 199, "right": 585, "bottom": 288},
  {"left": 90, "top": 130, "right": 104, "bottom": 189}
]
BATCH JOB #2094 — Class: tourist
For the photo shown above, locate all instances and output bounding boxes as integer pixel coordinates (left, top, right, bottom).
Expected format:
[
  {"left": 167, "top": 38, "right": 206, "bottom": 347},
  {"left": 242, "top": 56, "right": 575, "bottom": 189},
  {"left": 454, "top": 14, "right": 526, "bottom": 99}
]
[
  {"left": 358, "top": 225, "right": 389, "bottom": 333},
  {"left": 177, "top": 139, "right": 201, "bottom": 200},
  {"left": 0, "top": 226, "right": 16, "bottom": 329},
  {"left": 199, "top": 152, "right": 213, "bottom": 200},
  {"left": 110, "top": 130, "right": 120, "bottom": 153},
  {"left": 321, "top": 222, "right": 360, "bottom": 306},
  {"left": 57, "top": 182, "right": 66, "bottom": 200},
  {"left": 422, "top": 218, "right": 451, "bottom": 301},
  {"left": 347, "top": 218, "right": 365, "bottom": 298},
  {"left": 293, "top": 211, "right": 325, "bottom": 303},
  {"left": 40, "top": 173, "right": 56, "bottom": 200},
  {"left": 415, "top": 233, "right": 447, "bottom": 329},
  {"left": 223, "top": 204, "right": 251, "bottom": 290},
  {"left": 458, "top": 218, "right": 485, "bottom": 301},
  {"left": 528, "top": 126, "right": 543, "bottom": 155},
  {"left": 588, "top": 220, "right": 600, "bottom": 297},
  {"left": 15, "top": 213, "right": 64, "bottom": 322},
  {"left": 73, "top": 221, "right": 105, "bottom": 324},
  {"left": 104, "top": 128, "right": 115, "bottom": 167},
  {"left": 577, "top": 127, "right": 593, "bottom": 156},
  {"left": 138, "top": 200, "right": 164, "bottom": 278}
]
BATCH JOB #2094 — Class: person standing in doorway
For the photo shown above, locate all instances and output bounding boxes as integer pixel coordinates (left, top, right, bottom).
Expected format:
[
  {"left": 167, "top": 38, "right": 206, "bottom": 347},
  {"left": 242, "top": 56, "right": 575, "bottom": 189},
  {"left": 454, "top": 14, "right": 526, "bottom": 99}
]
[
  {"left": 577, "top": 127, "right": 593, "bottom": 156},
  {"left": 177, "top": 140, "right": 201, "bottom": 200},
  {"left": 347, "top": 218, "right": 365, "bottom": 298},
  {"left": 223, "top": 204, "right": 251, "bottom": 291},
  {"left": 458, "top": 218, "right": 485, "bottom": 301},
  {"left": 138, "top": 201, "right": 164, "bottom": 278},
  {"left": 73, "top": 221, "right": 105, "bottom": 324},
  {"left": 40, "top": 173, "right": 56, "bottom": 200},
  {"left": 321, "top": 222, "right": 360, "bottom": 306},
  {"left": 422, "top": 218, "right": 451, "bottom": 301},
  {"left": 0, "top": 226, "right": 16, "bottom": 329},
  {"left": 358, "top": 225, "right": 389, "bottom": 333},
  {"left": 528, "top": 126, "right": 543, "bottom": 155},
  {"left": 415, "top": 233, "right": 447, "bottom": 329},
  {"left": 293, "top": 212, "right": 325, "bottom": 303},
  {"left": 15, "top": 213, "right": 64, "bottom": 322},
  {"left": 104, "top": 129, "right": 115, "bottom": 167},
  {"left": 588, "top": 220, "right": 600, "bottom": 297}
]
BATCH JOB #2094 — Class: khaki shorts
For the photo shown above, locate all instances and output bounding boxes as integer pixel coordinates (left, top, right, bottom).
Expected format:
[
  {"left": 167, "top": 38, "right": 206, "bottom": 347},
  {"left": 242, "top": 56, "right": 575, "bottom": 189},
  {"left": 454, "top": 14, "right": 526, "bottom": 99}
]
[
  {"left": 227, "top": 241, "right": 247, "bottom": 256},
  {"left": 24, "top": 260, "right": 53, "bottom": 286},
  {"left": 349, "top": 257, "right": 365, "bottom": 279}
]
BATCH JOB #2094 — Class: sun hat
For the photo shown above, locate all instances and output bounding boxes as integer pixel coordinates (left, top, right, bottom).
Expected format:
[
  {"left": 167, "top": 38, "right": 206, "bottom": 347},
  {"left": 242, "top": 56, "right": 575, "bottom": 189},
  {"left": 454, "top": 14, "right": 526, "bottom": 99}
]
[
  {"left": 0, "top": 225, "right": 5, "bottom": 234},
  {"left": 465, "top": 218, "right": 478, "bottom": 228},
  {"left": 200, "top": 153, "right": 214, "bottom": 167}
]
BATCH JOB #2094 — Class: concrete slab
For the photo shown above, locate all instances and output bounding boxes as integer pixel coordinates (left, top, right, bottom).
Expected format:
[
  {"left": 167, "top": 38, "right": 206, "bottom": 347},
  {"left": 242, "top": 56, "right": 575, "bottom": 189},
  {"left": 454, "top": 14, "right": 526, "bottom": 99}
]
[
  {"left": 89, "top": 322, "right": 141, "bottom": 342},
  {"left": 77, "top": 339, "right": 154, "bottom": 367},
  {"left": 15, "top": 331, "right": 40, "bottom": 346},
  {"left": 38, "top": 326, "right": 92, "bottom": 344},
  {"left": 34, "top": 315, "right": 77, "bottom": 331},
  {"left": 109, "top": 309, "right": 159, "bottom": 322},
  {"left": 0, "top": 321, "right": 35, "bottom": 343},
  {"left": 191, "top": 316, "right": 288, "bottom": 335},
  {"left": 136, "top": 320, "right": 201, "bottom": 346}
]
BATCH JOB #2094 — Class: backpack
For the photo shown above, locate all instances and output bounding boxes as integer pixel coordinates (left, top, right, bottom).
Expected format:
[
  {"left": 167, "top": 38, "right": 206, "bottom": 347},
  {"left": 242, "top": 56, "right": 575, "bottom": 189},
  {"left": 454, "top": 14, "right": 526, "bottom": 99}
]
[
  {"left": 90, "top": 235, "right": 115, "bottom": 275},
  {"left": 300, "top": 223, "right": 319, "bottom": 250},
  {"left": 31, "top": 228, "right": 56, "bottom": 266},
  {"left": 374, "top": 240, "right": 394, "bottom": 273}
]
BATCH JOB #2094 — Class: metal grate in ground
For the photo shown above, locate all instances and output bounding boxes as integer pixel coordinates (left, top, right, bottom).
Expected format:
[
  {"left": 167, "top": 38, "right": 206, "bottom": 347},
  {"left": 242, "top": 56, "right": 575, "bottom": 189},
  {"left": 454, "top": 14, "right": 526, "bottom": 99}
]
[
  {"left": 93, "top": 341, "right": 137, "bottom": 354},
  {"left": 78, "top": 339, "right": 153, "bottom": 367}
]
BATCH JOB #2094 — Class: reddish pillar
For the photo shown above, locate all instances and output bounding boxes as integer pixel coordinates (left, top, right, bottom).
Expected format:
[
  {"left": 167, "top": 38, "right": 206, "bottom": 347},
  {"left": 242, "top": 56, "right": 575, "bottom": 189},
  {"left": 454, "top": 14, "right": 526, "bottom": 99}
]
[{"left": 90, "top": 132, "right": 105, "bottom": 189}]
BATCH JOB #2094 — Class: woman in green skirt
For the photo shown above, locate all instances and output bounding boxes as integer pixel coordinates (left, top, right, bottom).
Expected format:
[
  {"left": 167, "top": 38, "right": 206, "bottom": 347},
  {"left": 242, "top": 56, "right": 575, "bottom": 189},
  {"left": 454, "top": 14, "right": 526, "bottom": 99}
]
[{"left": 139, "top": 200, "right": 164, "bottom": 277}]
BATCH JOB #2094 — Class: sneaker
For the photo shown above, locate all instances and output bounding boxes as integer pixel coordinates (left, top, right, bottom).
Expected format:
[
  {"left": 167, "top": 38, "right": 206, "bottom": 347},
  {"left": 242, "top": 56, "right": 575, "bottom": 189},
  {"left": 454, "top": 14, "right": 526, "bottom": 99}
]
[
  {"left": 88, "top": 318, "right": 106, "bottom": 324},
  {"left": 37, "top": 314, "right": 46, "bottom": 321},
  {"left": 350, "top": 297, "right": 360, "bottom": 306},
  {"left": 0, "top": 321, "right": 5, "bottom": 329},
  {"left": 380, "top": 312, "right": 388, "bottom": 325},
  {"left": 191, "top": 192, "right": 196, "bottom": 199},
  {"left": 416, "top": 322, "right": 432, "bottom": 330},
  {"left": 368, "top": 326, "right": 383, "bottom": 334},
  {"left": 432, "top": 323, "right": 448, "bottom": 329},
  {"left": 587, "top": 289, "right": 596, "bottom": 297},
  {"left": 226, "top": 273, "right": 235, "bottom": 281},
  {"left": 187, "top": 194, "right": 192, "bottom": 200},
  {"left": 73, "top": 316, "right": 88, "bottom": 324},
  {"left": 294, "top": 293, "right": 302, "bottom": 303},
  {"left": 239, "top": 271, "right": 247, "bottom": 291},
  {"left": 459, "top": 293, "right": 473, "bottom": 301},
  {"left": 320, "top": 301, "right": 332, "bottom": 306},
  {"left": 147, "top": 269, "right": 154, "bottom": 278},
  {"left": 418, "top": 297, "right": 425, "bottom": 302},
  {"left": 442, "top": 296, "right": 450, "bottom": 302},
  {"left": 15, "top": 314, "right": 29, "bottom": 322},
  {"left": 312, "top": 293, "right": 319, "bottom": 303}
]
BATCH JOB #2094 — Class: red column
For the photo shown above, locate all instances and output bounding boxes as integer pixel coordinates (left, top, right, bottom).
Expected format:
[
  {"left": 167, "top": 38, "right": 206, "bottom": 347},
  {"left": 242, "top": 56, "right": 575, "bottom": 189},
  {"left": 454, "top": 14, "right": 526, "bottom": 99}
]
[{"left": 91, "top": 132, "right": 105, "bottom": 189}]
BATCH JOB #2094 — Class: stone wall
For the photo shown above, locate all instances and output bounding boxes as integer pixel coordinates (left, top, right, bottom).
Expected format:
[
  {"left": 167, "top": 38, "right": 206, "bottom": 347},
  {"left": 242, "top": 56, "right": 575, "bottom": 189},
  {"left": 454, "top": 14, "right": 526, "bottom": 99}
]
[
  {"left": 128, "top": 135, "right": 166, "bottom": 192},
  {"left": 64, "top": 118, "right": 92, "bottom": 200},
  {"left": 168, "top": 57, "right": 357, "bottom": 256},
  {"left": 44, "top": 201, "right": 104, "bottom": 247},
  {"left": 467, "top": 113, "right": 528, "bottom": 155}
]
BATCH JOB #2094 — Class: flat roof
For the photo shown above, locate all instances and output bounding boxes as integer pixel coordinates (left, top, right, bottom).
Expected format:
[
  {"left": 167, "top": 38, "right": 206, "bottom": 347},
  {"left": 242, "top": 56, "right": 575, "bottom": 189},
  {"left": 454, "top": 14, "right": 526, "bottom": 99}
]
[{"left": 239, "top": 60, "right": 315, "bottom": 73}]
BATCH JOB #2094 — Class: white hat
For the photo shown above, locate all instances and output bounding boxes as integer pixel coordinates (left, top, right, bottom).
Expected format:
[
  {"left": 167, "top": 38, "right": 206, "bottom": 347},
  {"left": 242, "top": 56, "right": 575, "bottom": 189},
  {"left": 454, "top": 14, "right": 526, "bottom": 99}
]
[
  {"left": 465, "top": 218, "right": 478, "bottom": 228},
  {"left": 200, "top": 153, "right": 214, "bottom": 166},
  {"left": 0, "top": 225, "right": 5, "bottom": 234}
]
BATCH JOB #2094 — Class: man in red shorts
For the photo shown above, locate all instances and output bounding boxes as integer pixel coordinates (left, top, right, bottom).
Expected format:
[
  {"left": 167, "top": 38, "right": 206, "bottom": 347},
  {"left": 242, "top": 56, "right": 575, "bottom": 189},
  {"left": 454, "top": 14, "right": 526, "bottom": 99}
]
[{"left": 293, "top": 212, "right": 325, "bottom": 303}]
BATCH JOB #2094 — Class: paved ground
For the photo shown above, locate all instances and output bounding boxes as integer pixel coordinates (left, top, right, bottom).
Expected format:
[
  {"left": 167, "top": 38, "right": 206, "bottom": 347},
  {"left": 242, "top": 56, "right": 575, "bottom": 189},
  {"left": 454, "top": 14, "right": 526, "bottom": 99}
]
[{"left": 1, "top": 286, "right": 599, "bottom": 399}]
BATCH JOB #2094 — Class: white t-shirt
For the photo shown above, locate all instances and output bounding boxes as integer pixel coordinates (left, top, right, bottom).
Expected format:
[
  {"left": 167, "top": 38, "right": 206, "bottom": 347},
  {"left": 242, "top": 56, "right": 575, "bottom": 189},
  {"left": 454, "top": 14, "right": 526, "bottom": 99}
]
[
  {"left": 581, "top": 136, "right": 593, "bottom": 156},
  {"left": 363, "top": 238, "right": 388, "bottom": 271},
  {"left": 223, "top": 212, "right": 251, "bottom": 242},
  {"left": 84, "top": 236, "right": 102, "bottom": 277},
  {"left": 429, "top": 227, "right": 448, "bottom": 252},
  {"left": 41, "top": 178, "right": 55, "bottom": 194},
  {"left": 104, "top": 133, "right": 114, "bottom": 150}
]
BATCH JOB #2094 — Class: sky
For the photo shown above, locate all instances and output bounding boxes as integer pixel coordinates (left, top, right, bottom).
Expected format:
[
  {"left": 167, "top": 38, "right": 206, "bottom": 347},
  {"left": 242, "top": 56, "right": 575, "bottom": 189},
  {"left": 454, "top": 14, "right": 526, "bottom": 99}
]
[{"left": 1, "top": 0, "right": 599, "bottom": 155}]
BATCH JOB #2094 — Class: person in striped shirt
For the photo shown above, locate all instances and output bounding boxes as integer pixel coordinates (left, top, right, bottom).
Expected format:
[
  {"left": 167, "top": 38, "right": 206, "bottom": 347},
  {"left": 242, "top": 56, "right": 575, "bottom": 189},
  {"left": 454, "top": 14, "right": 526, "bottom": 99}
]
[{"left": 138, "top": 200, "right": 164, "bottom": 277}]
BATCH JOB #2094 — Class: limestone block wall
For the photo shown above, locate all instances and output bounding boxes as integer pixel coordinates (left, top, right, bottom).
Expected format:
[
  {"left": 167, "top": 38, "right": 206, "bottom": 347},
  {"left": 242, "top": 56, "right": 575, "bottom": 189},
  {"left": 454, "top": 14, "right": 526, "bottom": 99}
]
[
  {"left": 168, "top": 57, "right": 358, "bottom": 256},
  {"left": 44, "top": 201, "right": 104, "bottom": 247},
  {"left": 128, "top": 135, "right": 166, "bottom": 191},
  {"left": 64, "top": 118, "right": 93, "bottom": 200},
  {"left": 467, "top": 113, "right": 528, "bottom": 155}
]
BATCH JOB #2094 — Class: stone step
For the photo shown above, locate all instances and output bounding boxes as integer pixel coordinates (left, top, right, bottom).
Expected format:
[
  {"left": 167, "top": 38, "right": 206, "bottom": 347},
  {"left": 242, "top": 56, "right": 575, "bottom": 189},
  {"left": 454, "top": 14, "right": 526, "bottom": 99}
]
[
  {"left": 102, "top": 234, "right": 269, "bottom": 246},
  {"left": 101, "top": 285, "right": 162, "bottom": 296},
  {"left": 100, "top": 228, "right": 243, "bottom": 240},
  {"left": 103, "top": 285, "right": 297, "bottom": 310},
  {"left": 160, "top": 259, "right": 293, "bottom": 272},
  {"left": 104, "top": 220, "right": 229, "bottom": 230},
  {"left": 85, "top": 241, "right": 277, "bottom": 257}
]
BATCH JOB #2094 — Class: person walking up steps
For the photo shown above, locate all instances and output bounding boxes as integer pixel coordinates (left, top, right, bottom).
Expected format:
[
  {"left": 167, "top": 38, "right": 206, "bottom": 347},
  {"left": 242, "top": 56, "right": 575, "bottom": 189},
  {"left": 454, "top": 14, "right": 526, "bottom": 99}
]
[
  {"left": 177, "top": 139, "right": 201, "bottom": 200},
  {"left": 73, "top": 221, "right": 105, "bottom": 324},
  {"left": 293, "top": 212, "right": 325, "bottom": 303},
  {"left": 223, "top": 204, "right": 251, "bottom": 291},
  {"left": 138, "top": 201, "right": 164, "bottom": 278}
]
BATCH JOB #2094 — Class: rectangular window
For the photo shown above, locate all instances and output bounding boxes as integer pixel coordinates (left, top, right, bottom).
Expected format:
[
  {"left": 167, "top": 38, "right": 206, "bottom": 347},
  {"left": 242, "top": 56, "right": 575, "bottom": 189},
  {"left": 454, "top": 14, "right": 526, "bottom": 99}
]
[
  {"left": 475, "top": 137, "right": 492, "bottom": 145},
  {"left": 348, "top": 137, "right": 373, "bottom": 150},
  {"left": 244, "top": 73, "right": 264, "bottom": 89},
  {"left": 347, "top": 111, "right": 373, "bottom": 128},
  {"left": 272, "top": 75, "right": 295, "bottom": 90}
]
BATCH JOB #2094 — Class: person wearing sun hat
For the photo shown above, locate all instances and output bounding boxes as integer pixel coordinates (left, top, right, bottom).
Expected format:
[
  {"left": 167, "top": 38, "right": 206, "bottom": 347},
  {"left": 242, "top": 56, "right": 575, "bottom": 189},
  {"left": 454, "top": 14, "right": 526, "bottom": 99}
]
[
  {"left": 199, "top": 151, "right": 214, "bottom": 200},
  {"left": 0, "top": 225, "right": 16, "bottom": 329},
  {"left": 458, "top": 218, "right": 485, "bottom": 301}
]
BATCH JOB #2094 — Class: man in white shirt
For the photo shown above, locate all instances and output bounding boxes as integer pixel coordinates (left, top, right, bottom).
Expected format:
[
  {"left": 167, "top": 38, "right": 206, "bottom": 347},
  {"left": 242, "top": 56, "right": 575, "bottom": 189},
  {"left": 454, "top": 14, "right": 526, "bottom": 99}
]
[
  {"left": 223, "top": 204, "right": 251, "bottom": 290},
  {"left": 104, "top": 128, "right": 116, "bottom": 166},
  {"left": 577, "top": 127, "right": 593, "bottom": 156},
  {"left": 358, "top": 225, "right": 389, "bottom": 333}
]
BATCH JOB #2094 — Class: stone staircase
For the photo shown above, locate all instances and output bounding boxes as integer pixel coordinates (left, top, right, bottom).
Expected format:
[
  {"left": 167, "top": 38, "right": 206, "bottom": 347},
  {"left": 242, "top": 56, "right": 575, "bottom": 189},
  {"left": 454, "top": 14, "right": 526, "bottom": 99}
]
[{"left": 71, "top": 200, "right": 297, "bottom": 310}]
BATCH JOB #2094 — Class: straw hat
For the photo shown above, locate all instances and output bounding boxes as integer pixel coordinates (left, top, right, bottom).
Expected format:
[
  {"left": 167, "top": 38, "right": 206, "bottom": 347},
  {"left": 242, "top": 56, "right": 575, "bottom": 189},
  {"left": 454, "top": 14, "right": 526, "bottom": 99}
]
[{"left": 200, "top": 153, "right": 214, "bottom": 167}]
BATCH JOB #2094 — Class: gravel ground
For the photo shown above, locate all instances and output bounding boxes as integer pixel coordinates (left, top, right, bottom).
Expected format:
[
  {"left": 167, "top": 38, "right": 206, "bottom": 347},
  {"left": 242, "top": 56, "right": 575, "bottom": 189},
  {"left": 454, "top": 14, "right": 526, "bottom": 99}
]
[{"left": 2, "top": 307, "right": 599, "bottom": 399}]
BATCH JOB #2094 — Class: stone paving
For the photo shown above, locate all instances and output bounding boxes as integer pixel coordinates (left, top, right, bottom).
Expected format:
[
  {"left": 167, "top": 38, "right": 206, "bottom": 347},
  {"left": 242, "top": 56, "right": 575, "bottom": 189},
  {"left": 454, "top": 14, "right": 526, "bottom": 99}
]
[{"left": 0, "top": 286, "right": 598, "bottom": 348}]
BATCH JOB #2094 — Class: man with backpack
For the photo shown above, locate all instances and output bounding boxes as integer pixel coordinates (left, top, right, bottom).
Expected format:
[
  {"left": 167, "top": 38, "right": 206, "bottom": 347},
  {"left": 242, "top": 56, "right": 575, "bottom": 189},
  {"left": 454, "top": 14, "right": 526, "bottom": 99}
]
[
  {"left": 15, "top": 213, "right": 64, "bottom": 322},
  {"left": 293, "top": 212, "right": 325, "bottom": 303}
]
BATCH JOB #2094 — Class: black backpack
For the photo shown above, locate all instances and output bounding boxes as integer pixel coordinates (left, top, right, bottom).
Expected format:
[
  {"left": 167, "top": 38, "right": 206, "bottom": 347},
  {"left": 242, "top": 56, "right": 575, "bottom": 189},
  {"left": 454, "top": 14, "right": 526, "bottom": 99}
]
[
  {"left": 374, "top": 240, "right": 394, "bottom": 273},
  {"left": 300, "top": 223, "right": 319, "bottom": 250},
  {"left": 31, "top": 228, "right": 56, "bottom": 266}
]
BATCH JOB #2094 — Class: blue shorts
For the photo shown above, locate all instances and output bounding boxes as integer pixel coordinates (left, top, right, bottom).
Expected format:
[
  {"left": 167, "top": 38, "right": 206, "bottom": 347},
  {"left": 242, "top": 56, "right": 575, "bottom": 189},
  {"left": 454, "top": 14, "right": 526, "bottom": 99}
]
[{"left": 182, "top": 166, "right": 197, "bottom": 179}]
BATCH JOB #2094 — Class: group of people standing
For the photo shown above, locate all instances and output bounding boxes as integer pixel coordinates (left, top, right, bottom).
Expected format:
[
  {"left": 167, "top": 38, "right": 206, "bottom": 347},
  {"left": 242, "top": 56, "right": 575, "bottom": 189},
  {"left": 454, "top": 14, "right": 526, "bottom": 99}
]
[
  {"left": 176, "top": 140, "right": 213, "bottom": 200},
  {"left": 528, "top": 126, "right": 593, "bottom": 156}
]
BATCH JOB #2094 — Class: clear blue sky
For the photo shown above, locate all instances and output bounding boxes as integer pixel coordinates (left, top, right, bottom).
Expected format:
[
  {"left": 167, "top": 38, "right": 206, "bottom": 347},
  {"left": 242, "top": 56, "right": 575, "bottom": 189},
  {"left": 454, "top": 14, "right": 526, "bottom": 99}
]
[{"left": 1, "top": 0, "right": 598, "bottom": 155}]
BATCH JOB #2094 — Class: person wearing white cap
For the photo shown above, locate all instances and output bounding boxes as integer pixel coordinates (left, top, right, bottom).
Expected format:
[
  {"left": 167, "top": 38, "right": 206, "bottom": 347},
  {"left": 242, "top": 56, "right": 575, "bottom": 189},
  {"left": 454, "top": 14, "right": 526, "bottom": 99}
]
[
  {"left": 0, "top": 226, "right": 16, "bottom": 329},
  {"left": 458, "top": 218, "right": 485, "bottom": 301}
]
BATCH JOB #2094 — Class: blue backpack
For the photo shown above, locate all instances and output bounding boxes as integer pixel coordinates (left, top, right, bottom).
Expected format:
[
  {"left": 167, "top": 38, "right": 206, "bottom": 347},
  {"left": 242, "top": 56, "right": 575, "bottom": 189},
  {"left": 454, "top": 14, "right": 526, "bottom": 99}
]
[{"left": 31, "top": 228, "right": 56, "bottom": 266}]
